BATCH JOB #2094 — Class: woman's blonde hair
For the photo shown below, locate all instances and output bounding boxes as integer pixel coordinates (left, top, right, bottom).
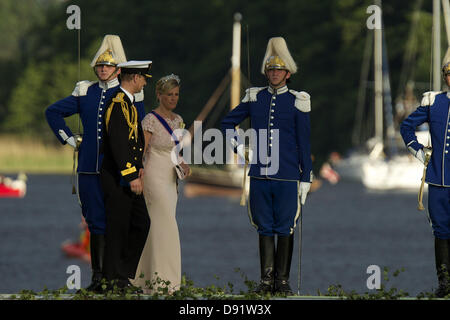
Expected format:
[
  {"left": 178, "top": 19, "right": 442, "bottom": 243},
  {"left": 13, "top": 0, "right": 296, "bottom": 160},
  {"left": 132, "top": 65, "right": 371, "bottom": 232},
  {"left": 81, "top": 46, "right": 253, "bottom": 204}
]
[{"left": 156, "top": 74, "right": 181, "bottom": 95}]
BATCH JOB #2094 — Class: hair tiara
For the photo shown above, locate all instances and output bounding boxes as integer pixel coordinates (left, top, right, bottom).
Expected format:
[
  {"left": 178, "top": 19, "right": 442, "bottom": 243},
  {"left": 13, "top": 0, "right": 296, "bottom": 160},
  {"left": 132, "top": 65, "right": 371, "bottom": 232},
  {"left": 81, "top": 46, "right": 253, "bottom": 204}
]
[{"left": 161, "top": 73, "right": 181, "bottom": 84}]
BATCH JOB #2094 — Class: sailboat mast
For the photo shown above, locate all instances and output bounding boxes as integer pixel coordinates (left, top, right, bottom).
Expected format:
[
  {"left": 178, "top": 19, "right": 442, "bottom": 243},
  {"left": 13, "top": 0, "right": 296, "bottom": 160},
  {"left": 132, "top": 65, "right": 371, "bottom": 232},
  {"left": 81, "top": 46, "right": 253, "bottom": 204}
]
[
  {"left": 382, "top": 30, "right": 397, "bottom": 156},
  {"left": 374, "top": 0, "right": 383, "bottom": 143},
  {"left": 227, "top": 13, "right": 243, "bottom": 168},
  {"left": 433, "top": 0, "right": 441, "bottom": 91},
  {"left": 443, "top": 0, "right": 450, "bottom": 46},
  {"left": 230, "top": 13, "right": 242, "bottom": 111}
]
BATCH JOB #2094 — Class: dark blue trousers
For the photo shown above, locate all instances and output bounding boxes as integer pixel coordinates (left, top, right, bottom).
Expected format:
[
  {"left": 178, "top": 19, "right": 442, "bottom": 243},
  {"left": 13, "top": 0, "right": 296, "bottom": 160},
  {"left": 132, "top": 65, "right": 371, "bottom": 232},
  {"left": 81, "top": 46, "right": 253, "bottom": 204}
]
[
  {"left": 78, "top": 173, "right": 106, "bottom": 235},
  {"left": 428, "top": 185, "right": 450, "bottom": 239},
  {"left": 248, "top": 178, "right": 300, "bottom": 236}
]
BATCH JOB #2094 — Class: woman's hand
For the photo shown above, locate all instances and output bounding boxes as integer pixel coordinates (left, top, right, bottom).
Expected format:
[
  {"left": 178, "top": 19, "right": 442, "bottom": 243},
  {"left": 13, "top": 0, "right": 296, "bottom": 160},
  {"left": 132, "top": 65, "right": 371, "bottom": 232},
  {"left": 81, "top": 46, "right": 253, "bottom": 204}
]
[
  {"left": 180, "top": 162, "right": 191, "bottom": 177},
  {"left": 139, "top": 168, "right": 145, "bottom": 188}
]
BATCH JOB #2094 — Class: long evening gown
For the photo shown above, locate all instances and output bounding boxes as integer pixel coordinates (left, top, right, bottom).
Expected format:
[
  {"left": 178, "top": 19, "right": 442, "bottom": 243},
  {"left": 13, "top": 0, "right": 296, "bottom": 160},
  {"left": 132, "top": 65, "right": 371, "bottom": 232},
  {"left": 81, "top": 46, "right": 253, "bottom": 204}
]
[{"left": 131, "top": 111, "right": 183, "bottom": 294}]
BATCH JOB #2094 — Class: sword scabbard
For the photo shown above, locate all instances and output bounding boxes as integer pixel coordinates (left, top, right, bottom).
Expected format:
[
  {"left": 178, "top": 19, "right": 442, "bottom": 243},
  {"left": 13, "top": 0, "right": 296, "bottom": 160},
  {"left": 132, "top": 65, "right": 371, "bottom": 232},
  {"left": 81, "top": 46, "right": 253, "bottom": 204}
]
[{"left": 417, "top": 146, "right": 432, "bottom": 211}]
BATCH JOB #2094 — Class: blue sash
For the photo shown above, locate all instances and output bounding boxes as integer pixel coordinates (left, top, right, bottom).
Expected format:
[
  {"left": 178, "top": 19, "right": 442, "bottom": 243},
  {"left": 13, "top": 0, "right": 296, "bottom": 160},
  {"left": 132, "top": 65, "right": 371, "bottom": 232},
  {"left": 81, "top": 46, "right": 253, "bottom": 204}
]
[
  {"left": 150, "top": 111, "right": 186, "bottom": 179},
  {"left": 150, "top": 111, "right": 179, "bottom": 145}
]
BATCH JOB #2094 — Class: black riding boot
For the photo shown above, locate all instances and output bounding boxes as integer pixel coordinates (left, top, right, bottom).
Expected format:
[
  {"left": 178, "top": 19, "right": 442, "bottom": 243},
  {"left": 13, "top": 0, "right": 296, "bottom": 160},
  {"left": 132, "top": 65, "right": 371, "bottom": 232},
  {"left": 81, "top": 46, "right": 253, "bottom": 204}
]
[
  {"left": 254, "top": 235, "right": 275, "bottom": 294},
  {"left": 86, "top": 233, "right": 105, "bottom": 293},
  {"left": 274, "top": 234, "right": 294, "bottom": 295},
  {"left": 435, "top": 237, "right": 450, "bottom": 298}
]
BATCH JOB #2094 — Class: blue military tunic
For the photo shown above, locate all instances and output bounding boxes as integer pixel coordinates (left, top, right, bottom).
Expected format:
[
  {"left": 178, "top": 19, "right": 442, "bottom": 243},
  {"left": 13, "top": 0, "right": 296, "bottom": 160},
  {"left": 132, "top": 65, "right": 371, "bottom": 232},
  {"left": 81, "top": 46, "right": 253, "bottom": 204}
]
[
  {"left": 221, "top": 85, "right": 313, "bottom": 236},
  {"left": 400, "top": 91, "right": 450, "bottom": 187},
  {"left": 46, "top": 79, "right": 146, "bottom": 173},
  {"left": 45, "top": 78, "right": 146, "bottom": 234},
  {"left": 221, "top": 85, "right": 313, "bottom": 182},
  {"left": 400, "top": 91, "right": 450, "bottom": 239}
]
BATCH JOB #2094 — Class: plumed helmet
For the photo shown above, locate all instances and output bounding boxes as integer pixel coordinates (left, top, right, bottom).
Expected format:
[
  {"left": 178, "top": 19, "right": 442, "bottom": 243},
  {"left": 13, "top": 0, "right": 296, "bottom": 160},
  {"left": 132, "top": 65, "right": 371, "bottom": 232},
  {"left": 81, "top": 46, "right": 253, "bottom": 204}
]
[
  {"left": 90, "top": 35, "right": 127, "bottom": 67},
  {"left": 265, "top": 55, "right": 287, "bottom": 71},
  {"left": 261, "top": 37, "right": 297, "bottom": 74},
  {"left": 443, "top": 47, "right": 450, "bottom": 77},
  {"left": 443, "top": 62, "right": 450, "bottom": 77}
]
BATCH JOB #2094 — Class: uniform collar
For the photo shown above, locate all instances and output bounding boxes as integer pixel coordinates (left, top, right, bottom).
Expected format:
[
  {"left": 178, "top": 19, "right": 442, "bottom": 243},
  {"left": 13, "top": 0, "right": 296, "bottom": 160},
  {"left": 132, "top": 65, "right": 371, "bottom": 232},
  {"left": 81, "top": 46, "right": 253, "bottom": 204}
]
[
  {"left": 268, "top": 85, "right": 288, "bottom": 95},
  {"left": 98, "top": 77, "right": 120, "bottom": 90},
  {"left": 120, "top": 87, "right": 134, "bottom": 103}
]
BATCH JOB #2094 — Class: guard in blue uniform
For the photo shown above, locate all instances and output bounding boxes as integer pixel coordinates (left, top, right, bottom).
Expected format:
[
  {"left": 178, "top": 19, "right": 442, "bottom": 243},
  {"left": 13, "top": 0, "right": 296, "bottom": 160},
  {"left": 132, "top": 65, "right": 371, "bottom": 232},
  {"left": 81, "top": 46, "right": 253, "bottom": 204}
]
[
  {"left": 45, "top": 35, "right": 146, "bottom": 292},
  {"left": 221, "top": 37, "right": 313, "bottom": 295},
  {"left": 400, "top": 60, "right": 450, "bottom": 297},
  {"left": 101, "top": 60, "right": 151, "bottom": 291}
]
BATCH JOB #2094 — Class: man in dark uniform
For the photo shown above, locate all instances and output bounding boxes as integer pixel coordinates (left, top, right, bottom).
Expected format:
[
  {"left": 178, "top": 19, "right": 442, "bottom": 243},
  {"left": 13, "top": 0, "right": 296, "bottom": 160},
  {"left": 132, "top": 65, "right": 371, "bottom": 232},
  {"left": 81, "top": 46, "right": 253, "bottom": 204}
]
[
  {"left": 101, "top": 60, "right": 152, "bottom": 291},
  {"left": 400, "top": 58, "right": 450, "bottom": 298},
  {"left": 45, "top": 35, "right": 146, "bottom": 292},
  {"left": 221, "top": 37, "right": 313, "bottom": 295}
]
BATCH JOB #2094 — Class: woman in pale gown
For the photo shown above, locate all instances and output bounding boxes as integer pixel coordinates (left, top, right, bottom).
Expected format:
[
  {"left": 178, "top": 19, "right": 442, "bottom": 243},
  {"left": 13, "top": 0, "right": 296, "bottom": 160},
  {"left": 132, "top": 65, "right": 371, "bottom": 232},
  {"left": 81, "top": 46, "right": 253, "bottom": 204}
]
[{"left": 131, "top": 74, "right": 190, "bottom": 294}]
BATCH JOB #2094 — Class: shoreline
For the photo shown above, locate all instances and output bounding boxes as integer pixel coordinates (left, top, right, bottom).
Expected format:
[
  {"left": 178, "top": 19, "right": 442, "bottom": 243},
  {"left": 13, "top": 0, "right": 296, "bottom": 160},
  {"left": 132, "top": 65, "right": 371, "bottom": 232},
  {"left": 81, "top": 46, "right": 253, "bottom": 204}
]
[{"left": 0, "top": 135, "right": 73, "bottom": 174}]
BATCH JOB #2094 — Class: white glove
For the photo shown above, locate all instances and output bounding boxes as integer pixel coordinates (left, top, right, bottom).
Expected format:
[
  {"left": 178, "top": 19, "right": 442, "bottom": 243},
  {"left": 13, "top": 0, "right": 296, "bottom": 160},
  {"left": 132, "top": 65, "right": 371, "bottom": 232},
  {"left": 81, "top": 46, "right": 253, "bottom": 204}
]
[
  {"left": 299, "top": 182, "right": 311, "bottom": 205},
  {"left": 65, "top": 136, "right": 77, "bottom": 149},
  {"left": 415, "top": 149, "right": 425, "bottom": 164},
  {"left": 59, "top": 129, "right": 76, "bottom": 149},
  {"left": 237, "top": 144, "right": 253, "bottom": 163}
]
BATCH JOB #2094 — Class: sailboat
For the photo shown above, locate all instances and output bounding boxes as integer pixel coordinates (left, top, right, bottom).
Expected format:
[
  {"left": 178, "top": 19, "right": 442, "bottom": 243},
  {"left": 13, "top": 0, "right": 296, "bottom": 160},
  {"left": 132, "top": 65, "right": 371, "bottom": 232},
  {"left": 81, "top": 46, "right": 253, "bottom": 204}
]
[
  {"left": 182, "top": 13, "right": 250, "bottom": 199},
  {"left": 335, "top": 0, "right": 449, "bottom": 191}
]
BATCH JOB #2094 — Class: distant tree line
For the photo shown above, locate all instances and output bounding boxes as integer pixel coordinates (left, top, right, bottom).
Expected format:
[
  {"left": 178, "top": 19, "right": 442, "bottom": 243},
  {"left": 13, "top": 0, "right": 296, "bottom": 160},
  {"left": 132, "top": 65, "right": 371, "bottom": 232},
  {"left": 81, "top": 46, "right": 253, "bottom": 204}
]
[{"left": 0, "top": 0, "right": 443, "bottom": 168}]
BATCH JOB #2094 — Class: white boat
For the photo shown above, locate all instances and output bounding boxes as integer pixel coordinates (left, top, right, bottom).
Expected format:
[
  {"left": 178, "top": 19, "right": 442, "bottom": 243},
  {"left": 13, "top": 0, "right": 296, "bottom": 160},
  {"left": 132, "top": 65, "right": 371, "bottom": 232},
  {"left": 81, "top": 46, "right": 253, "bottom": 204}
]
[
  {"left": 336, "top": 132, "right": 428, "bottom": 191},
  {"left": 335, "top": 151, "right": 426, "bottom": 191},
  {"left": 333, "top": 0, "right": 445, "bottom": 192},
  {"left": 361, "top": 154, "right": 425, "bottom": 191}
]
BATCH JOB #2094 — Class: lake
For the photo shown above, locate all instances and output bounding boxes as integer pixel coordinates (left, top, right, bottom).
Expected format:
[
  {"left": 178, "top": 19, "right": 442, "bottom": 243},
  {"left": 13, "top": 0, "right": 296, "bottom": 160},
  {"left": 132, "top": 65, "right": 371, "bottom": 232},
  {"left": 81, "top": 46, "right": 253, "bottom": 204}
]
[{"left": 0, "top": 174, "right": 437, "bottom": 297}]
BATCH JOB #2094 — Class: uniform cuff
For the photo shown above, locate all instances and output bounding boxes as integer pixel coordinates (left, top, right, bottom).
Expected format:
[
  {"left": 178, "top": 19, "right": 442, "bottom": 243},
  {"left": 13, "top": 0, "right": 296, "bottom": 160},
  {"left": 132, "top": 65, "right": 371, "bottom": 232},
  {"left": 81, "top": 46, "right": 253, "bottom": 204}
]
[
  {"left": 406, "top": 141, "right": 424, "bottom": 153},
  {"left": 121, "top": 165, "right": 139, "bottom": 183},
  {"left": 300, "top": 170, "right": 314, "bottom": 183}
]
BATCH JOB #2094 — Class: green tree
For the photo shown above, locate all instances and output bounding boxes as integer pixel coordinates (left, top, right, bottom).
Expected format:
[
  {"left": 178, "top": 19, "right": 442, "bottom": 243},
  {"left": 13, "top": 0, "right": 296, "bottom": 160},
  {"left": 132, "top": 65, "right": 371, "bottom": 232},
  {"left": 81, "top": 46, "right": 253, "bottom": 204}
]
[
  {"left": 0, "top": 0, "right": 57, "bottom": 127},
  {"left": 4, "top": 56, "right": 93, "bottom": 141},
  {"left": 1, "top": 0, "right": 445, "bottom": 167}
]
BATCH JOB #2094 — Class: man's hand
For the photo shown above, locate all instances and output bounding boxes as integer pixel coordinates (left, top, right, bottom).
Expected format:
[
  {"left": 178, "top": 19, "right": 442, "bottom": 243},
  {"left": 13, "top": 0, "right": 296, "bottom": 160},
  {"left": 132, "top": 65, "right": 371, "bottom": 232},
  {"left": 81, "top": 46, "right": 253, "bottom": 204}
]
[
  {"left": 299, "top": 182, "right": 311, "bottom": 205},
  {"left": 415, "top": 149, "right": 425, "bottom": 164},
  {"left": 130, "top": 178, "right": 143, "bottom": 195},
  {"left": 65, "top": 136, "right": 77, "bottom": 149}
]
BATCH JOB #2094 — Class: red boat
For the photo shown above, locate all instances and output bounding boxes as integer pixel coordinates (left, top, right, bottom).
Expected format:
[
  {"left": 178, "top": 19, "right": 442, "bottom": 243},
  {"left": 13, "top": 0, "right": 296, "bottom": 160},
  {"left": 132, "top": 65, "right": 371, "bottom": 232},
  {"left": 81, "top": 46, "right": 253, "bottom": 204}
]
[
  {"left": 61, "top": 218, "right": 91, "bottom": 263},
  {"left": 0, "top": 173, "right": 27, "bottom": 198}
]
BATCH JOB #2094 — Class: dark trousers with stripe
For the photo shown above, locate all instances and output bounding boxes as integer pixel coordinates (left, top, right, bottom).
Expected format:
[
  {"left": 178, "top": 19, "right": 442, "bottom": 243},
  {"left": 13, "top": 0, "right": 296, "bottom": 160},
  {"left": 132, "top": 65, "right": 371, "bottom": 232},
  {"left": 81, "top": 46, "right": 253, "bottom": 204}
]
[
  {"left": 248, "top": 178, "right": 300, "bottom": 236},
  {"left": 101, "top": 169, "right": 150, "bottom": 283}
]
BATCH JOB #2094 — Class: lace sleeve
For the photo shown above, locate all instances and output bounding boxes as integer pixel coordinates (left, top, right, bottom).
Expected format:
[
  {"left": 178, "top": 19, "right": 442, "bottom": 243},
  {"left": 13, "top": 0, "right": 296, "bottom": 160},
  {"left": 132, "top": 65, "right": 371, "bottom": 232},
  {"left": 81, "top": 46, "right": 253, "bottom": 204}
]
[
  {"left": 141, "top": 113, "right": 155, "bottom": 133},
  {"left": 175, "top": 114, "right": 184, "bottom": 129}
]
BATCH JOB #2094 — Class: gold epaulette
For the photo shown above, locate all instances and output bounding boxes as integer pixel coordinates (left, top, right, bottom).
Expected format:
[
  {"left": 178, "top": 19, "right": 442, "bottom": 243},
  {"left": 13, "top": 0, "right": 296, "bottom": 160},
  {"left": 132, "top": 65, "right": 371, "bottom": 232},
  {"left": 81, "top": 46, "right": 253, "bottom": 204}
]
[{"left": 105, "top": 92, "right": 125, "bottom": 131}]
